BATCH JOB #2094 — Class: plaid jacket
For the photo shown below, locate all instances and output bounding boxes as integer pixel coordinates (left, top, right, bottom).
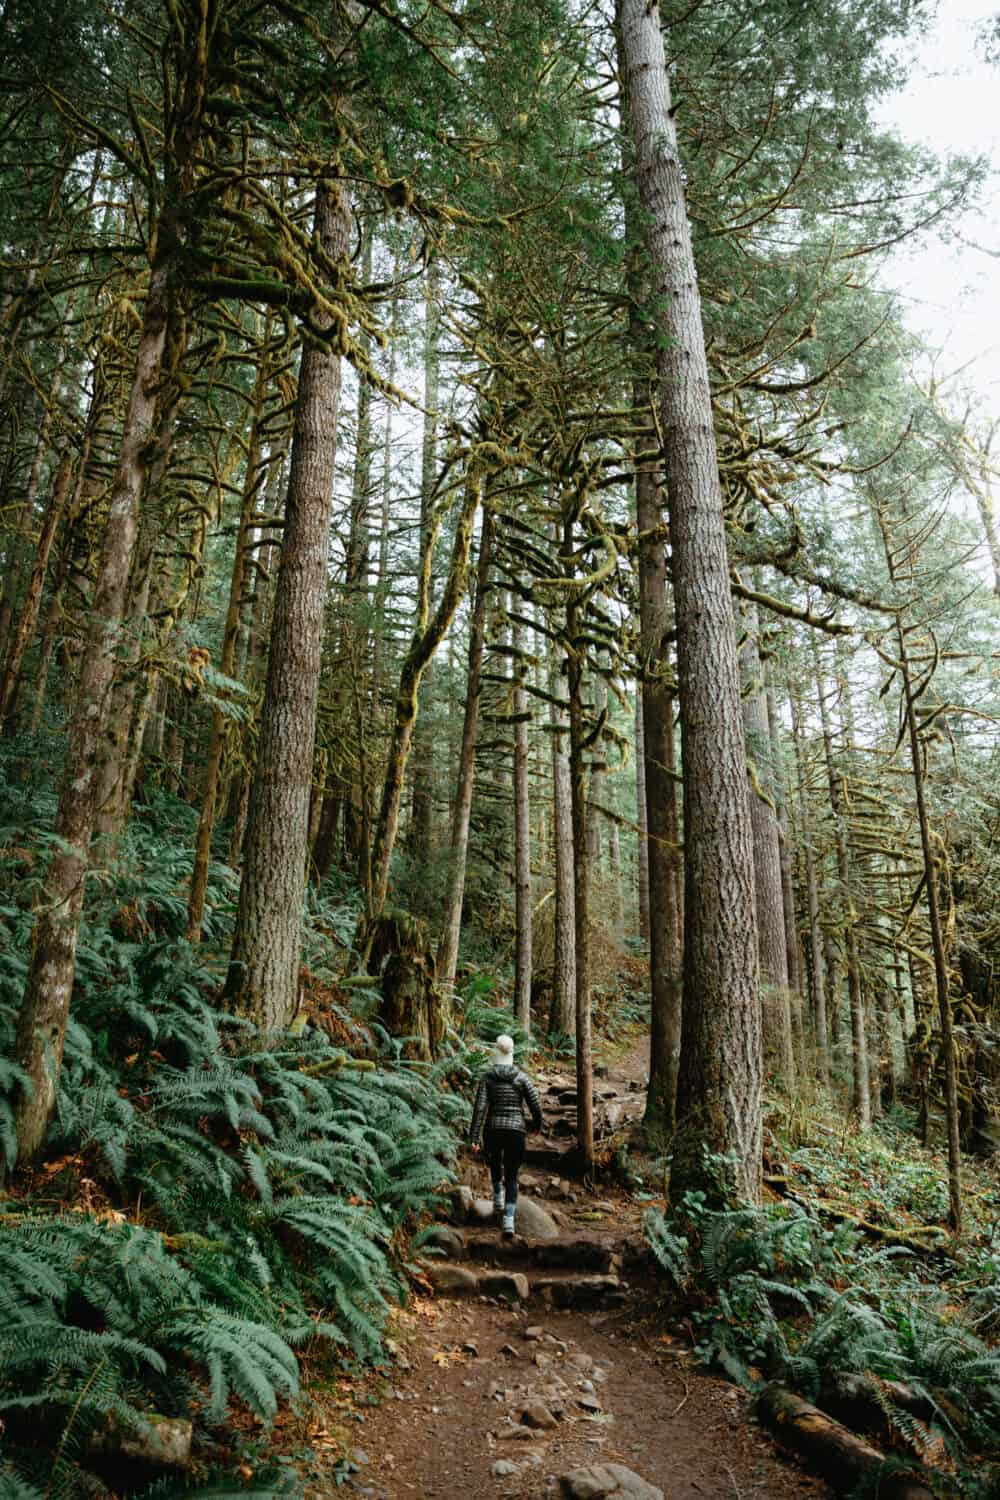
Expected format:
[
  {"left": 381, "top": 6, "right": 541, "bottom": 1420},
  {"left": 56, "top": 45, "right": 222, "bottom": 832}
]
[{"left": 469, "top": 1064, "right": 543, "bottom": 1144}]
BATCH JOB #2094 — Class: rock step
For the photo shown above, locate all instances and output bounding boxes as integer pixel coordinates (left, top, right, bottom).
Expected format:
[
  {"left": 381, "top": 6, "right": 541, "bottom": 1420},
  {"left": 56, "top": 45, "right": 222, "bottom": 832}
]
[
  {"left": 463, "top": 1235, "right": 620, "bottom": 1273},
  {"left": 425, "top": 1261, "right": 627, "bottom": 1308}
]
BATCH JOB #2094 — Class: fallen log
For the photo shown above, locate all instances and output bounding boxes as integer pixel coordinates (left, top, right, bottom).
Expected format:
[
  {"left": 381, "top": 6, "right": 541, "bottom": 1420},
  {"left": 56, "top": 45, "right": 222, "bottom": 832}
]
[
  {"left": 755, "top": 1382, "right": 937, "bottom": 1500},
  {"left": 88, "top": 1412, "right": 191, "bottom": 1469}
]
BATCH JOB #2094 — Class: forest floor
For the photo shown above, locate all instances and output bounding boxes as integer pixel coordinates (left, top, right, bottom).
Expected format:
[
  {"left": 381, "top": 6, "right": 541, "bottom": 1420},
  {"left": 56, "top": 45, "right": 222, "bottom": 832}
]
[{"left": 277, "top": 1032, "right": 832, "bottom": 1500}]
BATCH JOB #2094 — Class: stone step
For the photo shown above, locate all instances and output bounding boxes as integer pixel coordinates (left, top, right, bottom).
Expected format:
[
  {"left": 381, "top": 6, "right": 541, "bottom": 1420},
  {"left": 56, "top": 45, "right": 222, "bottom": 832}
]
[
  {"left": 424, "top": 1260, "right": 628, "bottom": 1310},
  {"left": 463, "top": 1235, "right": 620, "bottom": 1274}
]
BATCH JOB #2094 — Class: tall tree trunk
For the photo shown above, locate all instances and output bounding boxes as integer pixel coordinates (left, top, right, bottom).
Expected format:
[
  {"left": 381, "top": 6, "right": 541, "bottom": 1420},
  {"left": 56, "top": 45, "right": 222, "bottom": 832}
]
[
  {"left": 740, "top": 595, "right": 793, "bottom": 1086},
  {"left": 14, "top": 249, "right": 175, "bottom": 1160},
  {"left": 366, "top": 470, "right": 480, "bottom": 928},
  {"left": 437, "top": 509, "right": 493, "bottom": 987},
  {"left": 815, "top": 645, "right": 871, "bottom": 1127},
  {"left": 188, "top": 336, "right": 273, "bottom": 939},
  {"left": 790, "top": 690, "right": 829, "bottom": 1086},
  {"left": 512, "top": 581, "right": 532, "bottom": 1032},
  {"left": 564, "top": 515, "right": 593, "bottom": 1173},
  {"left": 877, "top": 508, "right": 962, "bottom": 1229},
  {"left": 408, "top": 270, "right": 440, "bottom": 863},
  {"left": 225, "top": 171, "right": 352, "bottom": 1028},
  {"left": 549, "top": 645, "right": 576, "bottom": 1036},
  {"left": 635, "top": 692, "right": 650, "bottom": 942},
  {"left": 0, "top": 441, "right": 73, "bottom": 730},
  {"left": 635, "top": 448, "right": 683, "bottom": 1134},
  {"left": 618, "top": 0, "right": 761, "bottom": 1203}
]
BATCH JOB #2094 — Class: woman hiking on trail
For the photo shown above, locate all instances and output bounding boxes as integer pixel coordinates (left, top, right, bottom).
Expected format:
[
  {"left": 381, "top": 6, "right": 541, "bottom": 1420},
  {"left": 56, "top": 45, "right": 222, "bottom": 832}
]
[{"left": 469, "top": 1034, "right": 543, "bottom": 1237}]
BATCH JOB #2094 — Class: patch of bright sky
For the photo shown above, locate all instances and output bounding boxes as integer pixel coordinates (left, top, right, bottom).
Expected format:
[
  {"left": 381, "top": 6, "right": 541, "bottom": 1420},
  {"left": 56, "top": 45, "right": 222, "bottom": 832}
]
[{"left": 874, "top": 2, "right": 1000, "bottom": 410}]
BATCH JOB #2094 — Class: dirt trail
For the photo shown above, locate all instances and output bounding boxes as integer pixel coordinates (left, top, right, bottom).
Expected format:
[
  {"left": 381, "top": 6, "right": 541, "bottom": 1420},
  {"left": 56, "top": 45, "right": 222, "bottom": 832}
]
[{"left": 335, "top": 1036, "right": 830, "bottom": 1500}]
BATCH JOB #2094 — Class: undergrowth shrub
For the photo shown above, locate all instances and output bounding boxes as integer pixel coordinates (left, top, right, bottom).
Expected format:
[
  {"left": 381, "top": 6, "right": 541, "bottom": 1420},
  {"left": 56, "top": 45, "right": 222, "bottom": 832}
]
[
  {"left": 0, "top": 758, "right": 466, "bottom": 1495},
  {"left": 645, "top": 1187, "right": 1000, "bottom": 1478}
]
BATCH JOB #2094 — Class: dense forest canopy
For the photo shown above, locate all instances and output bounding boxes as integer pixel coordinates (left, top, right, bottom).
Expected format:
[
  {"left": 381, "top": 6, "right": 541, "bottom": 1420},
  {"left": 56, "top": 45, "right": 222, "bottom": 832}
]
[{"left": 1, "top": 0, "right": 999, "bottom": 1494}]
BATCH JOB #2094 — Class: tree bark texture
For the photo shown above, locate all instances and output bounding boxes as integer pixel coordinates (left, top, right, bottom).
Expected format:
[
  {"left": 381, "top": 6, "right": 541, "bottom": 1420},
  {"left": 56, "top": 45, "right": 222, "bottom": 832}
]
[
  {"left": 635, "top": 692, "right": 650, "bottom": 941},
  {"left": 225, "top": 173, "right": 352, "bottom": 1028},
  {"left": 791, "top": 691, "right": 830, "bottom": 1086},
  {"left": 635, "top": 456, "right": 682, "bottom": 1134},
  {"left": 618, "top": 0, "right": 761, "bottom": 1203},
  {"left": 408, "top": 273, "right": 440, "bottom": 864}
]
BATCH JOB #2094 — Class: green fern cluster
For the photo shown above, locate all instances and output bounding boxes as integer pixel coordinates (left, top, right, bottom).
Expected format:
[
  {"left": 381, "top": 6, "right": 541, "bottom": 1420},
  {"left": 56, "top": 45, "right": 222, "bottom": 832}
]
[{"left": 0, "top": 766, "right": 467, "bottom": 1494}]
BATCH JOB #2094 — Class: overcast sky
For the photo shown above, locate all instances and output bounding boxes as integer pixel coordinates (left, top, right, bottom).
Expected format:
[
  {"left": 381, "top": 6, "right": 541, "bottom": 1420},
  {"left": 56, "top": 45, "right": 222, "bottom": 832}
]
[{"left": 875, "top": 2, "right": 1000, "bottom": 408}]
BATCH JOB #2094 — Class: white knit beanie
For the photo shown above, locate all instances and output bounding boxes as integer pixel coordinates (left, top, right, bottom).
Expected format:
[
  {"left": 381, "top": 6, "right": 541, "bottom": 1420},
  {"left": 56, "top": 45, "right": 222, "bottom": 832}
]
[{"left": 492, "top": 1033, "right": 515, "bottom": 1064}]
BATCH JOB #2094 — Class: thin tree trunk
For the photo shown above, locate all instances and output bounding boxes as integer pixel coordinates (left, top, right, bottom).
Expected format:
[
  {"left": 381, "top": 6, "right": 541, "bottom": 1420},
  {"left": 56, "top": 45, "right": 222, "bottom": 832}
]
[
  {"left": 188, "top": 338, "right": 272, "bottom": 940},
  {"left": 513, "top": 579, "right": 532, "bottom": 1032},
  {"left": 225, "top": 171, "right": 352, "bottom": 1028},
  {"left": 0, "top": 442, "right": 73, "bottom": 730},
  {"left": 549, "top": 645, "right": 576, "bottom": 1036},
  {"left": 564, "top": 514, "right": 593, "bottom": 1173},
  {"left": 815, "top": 645, "right": 871, "bottom": 1128},
  {"left": 740, "top": 595, "right": 794, "bottom": 1086},
  {"left": 408, "top": 269, "right": 439, "bottom": 863},
  {"left": 14, "top": 248, "right": 175, "bottom": 1160},
  {"left": 790, "top": 690, "right": 830, "bottom": 1086},
  {"left": 437, "top": 509, "right": 493, "bottom": 987},
  {"left": 366, "top": 471, "right": 480, "bottom": 928},
  {"left": 635, "top": 692, "right": 650, "bottom": 942},
  {"left": 618, "top": 0, "right": 760, "bottom": 1202}
]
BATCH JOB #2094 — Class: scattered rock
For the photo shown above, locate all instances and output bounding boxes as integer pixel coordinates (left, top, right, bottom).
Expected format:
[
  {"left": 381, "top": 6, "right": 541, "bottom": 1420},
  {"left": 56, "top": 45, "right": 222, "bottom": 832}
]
[
  {"left": 493, "top": 1460, "right": 520, "bottom": 1478},
  {"left": 577, "top": 1393, "right": 603, "bottom": 1412},
  {"left": 514, "top": 1198, "right": 560, "bottom": 1239},
  {"left": 535, "top": 1275, "right": 624, "bottom": 1309},
  {"left": 558, "top": 1462, "right": 663, "bottom": 1499},
  {"left": 568, "top": 1351, "right": 594, "bottom": 1372},
  {"left": 538, "top": 1239, "right": 615, "bottom": 1273},
  {"left": 520, "top": 1400, "right": 559, "bottom": 1430},
  {"left": 463, "top": 1340, "right": 479, "bottom": 1356},
  {"left": 593, "top": 1064, "right": 610, "bottom": 1079},
  {"left": 497, "top": 1424, "right": 540, "bottom": 1441},
  {"left": 481, "top": 1271, "right": 530, "bottom": 1301},
  {"left": 472, "top": 1197, "right": 497, "bottom": 1221},
  {"left": 426, "top": 1263, "right": 479, "bottom": 1295},
  {"left": 423, "top": 1224, "right": 466, "bottom": 1257},
  {"left": 499, "top": 1344, "right": 521, "bottom": 1358}
]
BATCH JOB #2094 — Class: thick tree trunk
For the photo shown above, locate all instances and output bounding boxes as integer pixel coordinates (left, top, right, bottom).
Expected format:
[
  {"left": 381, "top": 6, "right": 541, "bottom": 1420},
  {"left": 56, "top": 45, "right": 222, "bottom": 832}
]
[
  {"left": 635, "top": 452, "right": 682, "bottom": 1135},
  {"left": 512, "top": 583, "right": 532, "bottom": 1032},
  {"left": 14, "top": 251, "right": 173, "bottom": 1160},
  {"left": 618, "top": 0, "right": 761, "bottom": 1203},
  {"left": 437, "top": 510, "right": 493, "bottom": 987},
  {"left": 225, "top": 173, "right": 352, "bottom": 1028}
]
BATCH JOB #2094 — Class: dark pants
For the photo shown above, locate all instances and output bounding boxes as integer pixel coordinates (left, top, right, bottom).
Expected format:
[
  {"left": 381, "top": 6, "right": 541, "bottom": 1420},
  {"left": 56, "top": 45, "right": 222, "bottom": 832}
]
[{"left": 484, "top": 1127, "right": 525, "bottom": 1205}]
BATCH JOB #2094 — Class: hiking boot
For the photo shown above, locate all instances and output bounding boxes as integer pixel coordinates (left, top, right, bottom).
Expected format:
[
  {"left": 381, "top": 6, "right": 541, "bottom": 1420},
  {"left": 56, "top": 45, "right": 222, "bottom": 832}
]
[
  {"left": 492, "top": 1187, "right": 505, "bottom": 1214},
  {"left": 502, "top": 1206, "right": 516, "bottom": 1239}
]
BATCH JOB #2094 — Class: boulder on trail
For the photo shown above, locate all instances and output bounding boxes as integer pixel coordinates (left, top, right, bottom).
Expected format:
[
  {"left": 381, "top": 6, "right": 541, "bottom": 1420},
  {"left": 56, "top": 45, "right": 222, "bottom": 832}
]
[
  {"left": 480, "top": 1271, "right": 530, "bottom": 1301},
  {"left": 558, "top": 1463, "right": 663, "bottom": 1500},
  {"left": 426, "top": 1263, "right": 479, "bottom": 1294},
  {"left": 511, "top": 1198, "right": 559, "bottom": 1239}
]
